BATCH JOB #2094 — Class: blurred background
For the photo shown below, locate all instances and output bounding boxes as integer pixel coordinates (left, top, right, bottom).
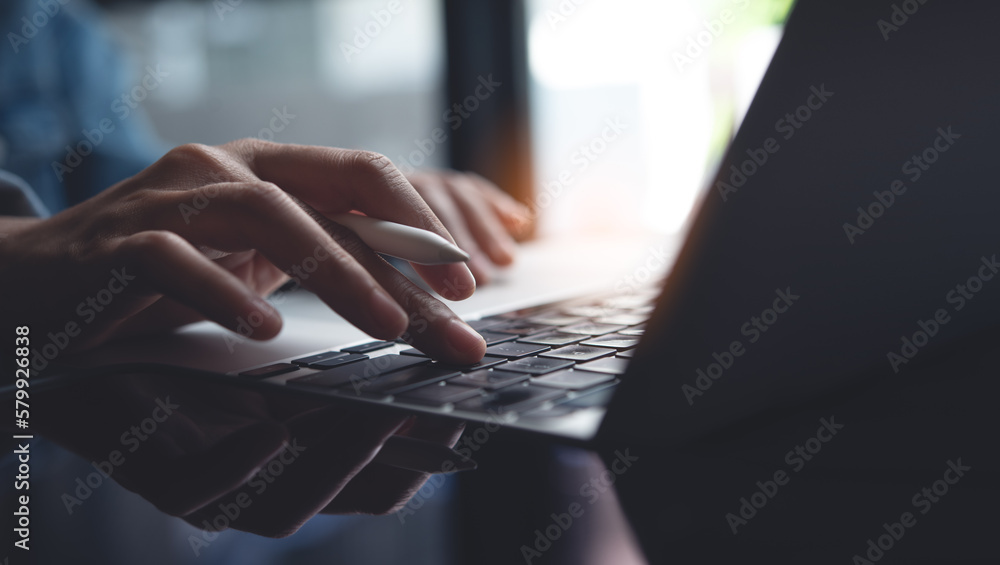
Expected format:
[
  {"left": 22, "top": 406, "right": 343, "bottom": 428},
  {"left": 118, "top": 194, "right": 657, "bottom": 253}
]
[{"left": 101, "top": 0, "right": 792, "bottom": 236}]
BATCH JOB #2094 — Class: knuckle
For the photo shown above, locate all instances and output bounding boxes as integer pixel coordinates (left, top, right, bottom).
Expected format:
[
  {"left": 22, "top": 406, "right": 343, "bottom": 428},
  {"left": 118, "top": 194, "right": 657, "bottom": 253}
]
[
  {"left": 233, "top": 136, "right": 269, "bottom": 149},
  {"left": 121, "top": 230, "right": 185, "bottom": 256},
  {"left": 226, "top": 181, "right": 290, "bottom": 211},
  {"left": 164, "top": 143, "right": 220, "bottom": 168},
  {"left": 226, "top": 136, "right": 275, "bottom": 158},
  {"left": 116, "top": 231, "right": 186, "bottom": 272},
  {"left": 349, "top": 150, "right": 397, "bottom": 177}
]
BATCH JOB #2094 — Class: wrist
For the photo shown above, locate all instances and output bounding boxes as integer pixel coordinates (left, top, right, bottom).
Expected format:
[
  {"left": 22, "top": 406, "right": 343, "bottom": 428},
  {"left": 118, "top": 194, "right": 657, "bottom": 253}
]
[{"left": 0, "top": 216, "right": 44, "bottom": 241}]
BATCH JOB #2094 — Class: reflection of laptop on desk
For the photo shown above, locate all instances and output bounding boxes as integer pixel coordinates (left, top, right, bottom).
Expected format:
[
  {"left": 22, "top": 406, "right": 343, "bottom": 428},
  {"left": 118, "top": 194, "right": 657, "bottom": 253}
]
[{"left": 56, "top": 0, "right": 1000, "bottom": 559}]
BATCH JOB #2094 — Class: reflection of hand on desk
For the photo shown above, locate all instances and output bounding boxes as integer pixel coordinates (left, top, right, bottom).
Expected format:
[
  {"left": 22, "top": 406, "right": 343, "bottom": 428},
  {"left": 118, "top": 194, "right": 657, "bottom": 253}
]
[{"left": 20, "top": 367, "right": 466, "bottom": 538}]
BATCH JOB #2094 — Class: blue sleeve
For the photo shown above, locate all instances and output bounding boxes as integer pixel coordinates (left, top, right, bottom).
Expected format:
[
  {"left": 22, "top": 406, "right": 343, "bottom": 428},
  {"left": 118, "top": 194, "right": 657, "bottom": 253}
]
[{"left": 0, "top": 0, "right": 168, "bottom": 214}]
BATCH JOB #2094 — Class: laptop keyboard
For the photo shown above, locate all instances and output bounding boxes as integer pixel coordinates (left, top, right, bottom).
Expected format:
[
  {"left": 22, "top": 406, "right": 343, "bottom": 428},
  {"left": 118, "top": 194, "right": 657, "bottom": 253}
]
[{"left": 241, "top": 287, "right": 659, "bottom": 419}]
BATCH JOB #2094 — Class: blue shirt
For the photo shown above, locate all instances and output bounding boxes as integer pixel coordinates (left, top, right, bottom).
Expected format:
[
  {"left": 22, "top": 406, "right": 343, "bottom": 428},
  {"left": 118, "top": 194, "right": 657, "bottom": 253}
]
[{"left": 0, "top": 0, "right": 165, "bottom": 216}]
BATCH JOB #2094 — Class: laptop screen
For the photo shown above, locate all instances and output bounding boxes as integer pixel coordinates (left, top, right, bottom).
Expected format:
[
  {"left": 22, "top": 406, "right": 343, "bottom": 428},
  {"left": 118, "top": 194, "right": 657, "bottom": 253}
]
[{"left": 602, "top": 0, "right": 1000, "bottom": 446}]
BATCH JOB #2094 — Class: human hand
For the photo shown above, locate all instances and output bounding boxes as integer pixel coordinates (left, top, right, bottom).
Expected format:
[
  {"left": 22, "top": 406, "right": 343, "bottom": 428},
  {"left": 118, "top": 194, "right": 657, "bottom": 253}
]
[
  {"left": 0, "top": 140, "right": 486, "bottom": 363},
  {"left": 407, "top": 169, "right": 531, "bottom": 284}
]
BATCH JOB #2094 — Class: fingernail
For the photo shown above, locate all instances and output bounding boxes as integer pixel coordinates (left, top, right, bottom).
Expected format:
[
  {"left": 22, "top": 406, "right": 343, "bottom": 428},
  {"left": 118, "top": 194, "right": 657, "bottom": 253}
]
[
  {"left": 445, "top": 319, "right": 485, "bottom": 359},
  {"left": 442, "top": 263, "right": 476, "bottom": 300},
  {"left": 368, "top": 289, "right": 407, "bottom": 338},
  {"left": 250, "top": 296, "right": 279, "bottom": 318},
  {"left": 248, "top": 297, "right": 282, "bottom": 338}
]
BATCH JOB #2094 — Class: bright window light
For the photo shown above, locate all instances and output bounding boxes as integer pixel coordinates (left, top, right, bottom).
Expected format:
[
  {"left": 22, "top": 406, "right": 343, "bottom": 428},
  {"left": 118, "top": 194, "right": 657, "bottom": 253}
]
[{"left": 526, "top": 0, "right": 789, "bottom": 235}]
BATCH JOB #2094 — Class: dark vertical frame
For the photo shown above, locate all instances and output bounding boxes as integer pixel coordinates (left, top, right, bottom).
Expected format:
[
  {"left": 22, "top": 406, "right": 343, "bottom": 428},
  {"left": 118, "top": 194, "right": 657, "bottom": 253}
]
[{"left": 443, "top": 0, "right": 536, "bottom": 232}]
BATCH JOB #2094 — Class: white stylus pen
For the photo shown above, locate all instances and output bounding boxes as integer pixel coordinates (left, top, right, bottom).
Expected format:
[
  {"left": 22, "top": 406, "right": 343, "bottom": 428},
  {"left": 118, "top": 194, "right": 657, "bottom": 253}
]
[{"left": 330, "top": 213, "right": 470, "bottom": 265}]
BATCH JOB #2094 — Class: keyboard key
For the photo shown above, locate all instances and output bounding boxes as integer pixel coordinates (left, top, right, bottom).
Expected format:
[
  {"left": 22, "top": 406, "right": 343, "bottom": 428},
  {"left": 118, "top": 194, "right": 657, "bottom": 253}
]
[
  {"left": 491, "top": 322, "right": 556, "bottom": 336},
  {"left": 291, "top": 350, "right": 349, "bottom": 367},
  {"left": 618, "top": 327, "right": 645, "bottom": 336},
  {"left": 467, "top": 318, "right": 506, "bottom": 332},
  {"left": 602, "top": 295, "right": 653, "bottom": 309},
  {"left": 290, "top": 354, "right": 428, "bottom": 388},
  {"left": 396, "top": 382, "right": 484, "bottom": 406},
  {"left": 484, "top": 342, "right": 550, "bottom": 359},
  {"left": 561, "top": 305, "right": 616, "bottom": 318},
  {"left": 561, "top": 322, "right": 628, "bottom": 336},
  {"left": 344, "top": 364, "right": 460, "bottom": 396},
  {"left": 617, "top": 349, "right": 636, "bottom": 359},
  {"left": 309, "top": 353, "right": 370, "bottom": 369},
  {"left": 478, "top": 331, "right": 518, "bottom": 346},
  {"left": 495, "top": 309, "right": 533, "bottom": 320},
  {"left": 575, "top": 356, "right": 629, "bottom": 375},
  {"left": 539, "top": 345, "right": 615, "bottom": 362},
  {"left": 518, "top": 332, "right": 587, "bottom": 347},
  {"left": 342, "top": 341, "right": 395, "bottom": 354},
  {"left": 594, "top": 314, "right": 648, "bottom": 326},
  {"left": 454, "top": 384, "right": 566, "bottom": 413},
  {"left": 531, "top": 369, "right": 615, "bottom": 389},
  {"left": 240, "top": 363, "right": 299, "bottom": 379},
  {"left": 501, "top": 357, "right": 574, "bottom": 375},
  {"left": 443, "top": 355, "right": 508, "bottom": 372},
  {"left": 526, "top": 313, "right": 586, "bottom": 326},
  {"left": 400, "top": 348, "right": 430, "bottom": 357},
  {"left": 449, "top": 369, "right": 530, "bottom": 390},
  {"left": 581, "top": 335, "right": 641, "bottom": 350}
]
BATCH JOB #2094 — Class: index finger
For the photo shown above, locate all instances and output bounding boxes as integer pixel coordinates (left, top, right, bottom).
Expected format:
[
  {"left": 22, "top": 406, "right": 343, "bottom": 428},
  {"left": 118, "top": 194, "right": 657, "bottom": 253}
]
[{"left": 232, "top": 140, "right": 476, "bottom": 300}]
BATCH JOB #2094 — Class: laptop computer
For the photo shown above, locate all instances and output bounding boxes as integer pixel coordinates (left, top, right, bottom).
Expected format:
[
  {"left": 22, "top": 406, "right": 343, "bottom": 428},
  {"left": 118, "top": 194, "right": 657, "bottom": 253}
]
[{"left": 14, "top": 0, "right": 1000, "bottom": 560}]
